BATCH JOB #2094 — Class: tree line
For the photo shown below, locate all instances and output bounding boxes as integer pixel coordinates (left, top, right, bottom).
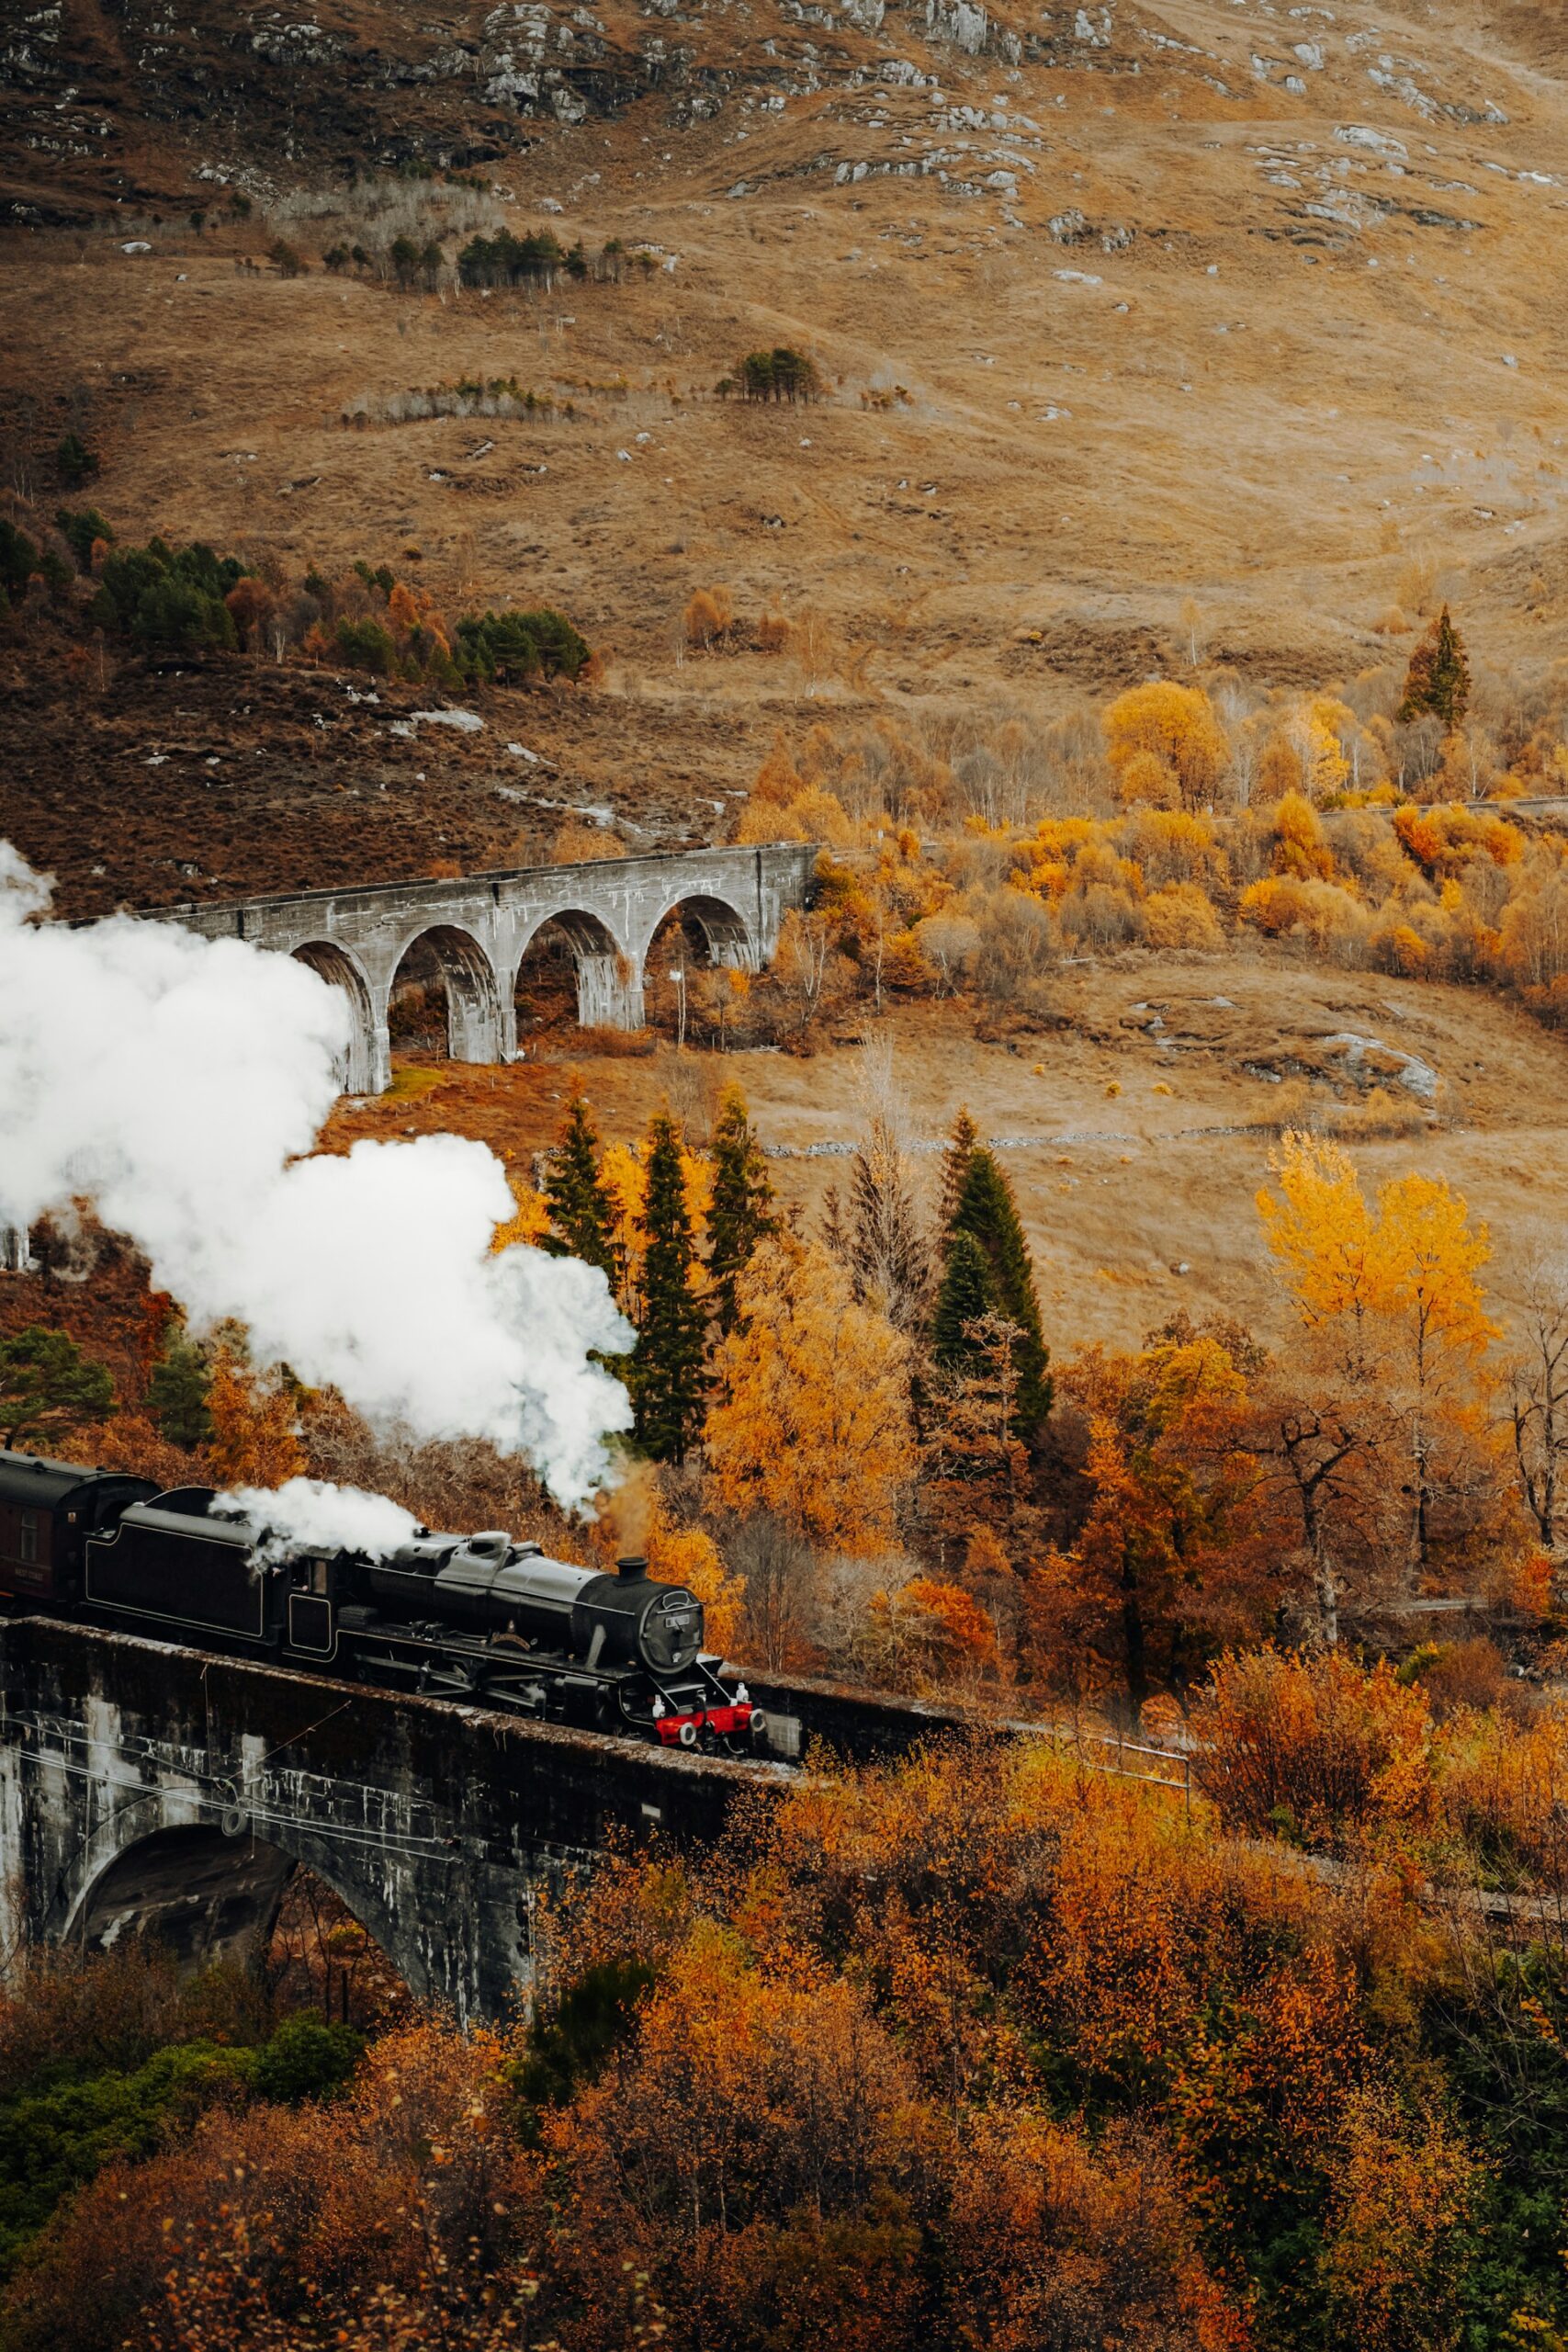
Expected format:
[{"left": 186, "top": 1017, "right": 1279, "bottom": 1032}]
[{"left": 0, "top": 502, "right": 591, "bottom": 684}]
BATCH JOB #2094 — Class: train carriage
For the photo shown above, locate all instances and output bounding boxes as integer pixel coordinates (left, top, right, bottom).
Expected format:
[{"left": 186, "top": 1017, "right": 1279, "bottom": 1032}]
[{"left": 0, "top": 1451, "right": 156, "bottom": 1608}]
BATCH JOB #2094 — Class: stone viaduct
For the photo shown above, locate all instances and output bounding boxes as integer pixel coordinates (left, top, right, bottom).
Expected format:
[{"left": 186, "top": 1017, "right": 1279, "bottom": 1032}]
[
  {"left": 0, "top": 1617, "right": 786, "bottom": 2021},
  {"left": 153, "top": 842, "right": 818, "bottom": 1094}
]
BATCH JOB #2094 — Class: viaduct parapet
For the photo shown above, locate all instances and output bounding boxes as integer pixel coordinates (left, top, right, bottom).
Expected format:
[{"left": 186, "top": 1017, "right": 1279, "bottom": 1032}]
[{"left": 150, "top": 842, "right": 818, "bottom": 1093}]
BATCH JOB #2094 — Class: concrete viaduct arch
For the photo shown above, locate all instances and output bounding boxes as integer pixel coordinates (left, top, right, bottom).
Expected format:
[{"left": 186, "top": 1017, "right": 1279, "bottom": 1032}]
[{"left": 157, "top": 842, "right": 818, "bottom": 1095}]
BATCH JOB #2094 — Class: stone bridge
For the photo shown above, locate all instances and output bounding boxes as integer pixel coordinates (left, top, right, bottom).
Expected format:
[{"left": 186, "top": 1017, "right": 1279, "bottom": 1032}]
[
  {"left": 0, "top": 1618, "right": 788, "bottom": 2022},
  {"left": 153, "top": 842, "right": 818, "bottom": 1093}
]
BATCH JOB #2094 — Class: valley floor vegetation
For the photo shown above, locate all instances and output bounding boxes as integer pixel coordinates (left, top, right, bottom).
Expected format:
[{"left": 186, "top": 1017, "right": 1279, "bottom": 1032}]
[{"left": 8, "top": 1707, "right": 1568, "bottom": 2350}]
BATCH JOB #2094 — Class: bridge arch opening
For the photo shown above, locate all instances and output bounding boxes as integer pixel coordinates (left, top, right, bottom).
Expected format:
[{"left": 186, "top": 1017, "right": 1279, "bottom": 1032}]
[
  {"left": 291, "top": 941, "right": 378, "bottom": 1096},
  {"left": 388, "top": 924, "right": 503, "bottom": 1066},
  {"left": 68, "top": 1826, "right": 414, "bottom": 2016},
  {"left": 513, "top": 909, "right": 642, "bottom": 1039},
  {"left": 641, "top": 895, "right": 758, "bottom": 1047}
]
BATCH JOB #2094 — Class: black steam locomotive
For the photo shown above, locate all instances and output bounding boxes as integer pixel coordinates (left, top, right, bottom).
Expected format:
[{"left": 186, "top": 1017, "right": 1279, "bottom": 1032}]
[{"left": 0, "top": 1448, "right": 768, "bottom": 1756}]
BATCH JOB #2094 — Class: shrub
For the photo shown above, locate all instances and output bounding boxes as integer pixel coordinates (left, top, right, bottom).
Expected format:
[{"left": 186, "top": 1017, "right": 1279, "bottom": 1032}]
[
  {"left": 1144, "top": 880, "right": 1225, "bottom": 951},
  {"left": 53, "top": 507, "right": 113, "bottom": 571},
  {"left": 1239, "top": 874, "right": 1367, "bottom": 957},
  {"left": 683, "top": 585, "right": 733, "bottom": 648},
  {"left": 1115, "top": 748, "right": 1180, "bottom": 808},
  {"left": 55, "top": 434, "right": 98, "bottom": 486},
  {"left": 1192, "top": 1646, "right": 1434, "bottom": 1849},
  {"left": 0, "top": 519, "right": 39, "bottom": 598},
  {"left": 456, "top": 605, "right": 590, "bottom": 684},
  {"left": 92, "top": 537, "right": 246, "bottom": 655},
  {"left": 1059, "top": 880, "right": 1145, "bottom": 950},
  {"left": 268, "top": 238, "right": 307, "bottom": 277},
  {"left": 333, "top": 615, "right": 397, "bottom": 674},
  {"left": 457, "top": 227, "right": 565, "bottom": 288},
  {"left": 737, "top": 346, "right": 823, "bottom": 402}
]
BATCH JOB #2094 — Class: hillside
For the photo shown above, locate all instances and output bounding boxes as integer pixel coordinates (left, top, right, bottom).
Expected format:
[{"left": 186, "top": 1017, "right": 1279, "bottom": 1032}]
[{"left": 6, "top": 0, "right": 1568, "bottom": 906}]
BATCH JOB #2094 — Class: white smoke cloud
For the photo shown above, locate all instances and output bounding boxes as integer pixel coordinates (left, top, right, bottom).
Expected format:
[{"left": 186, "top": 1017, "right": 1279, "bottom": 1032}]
[
  {"left": 0, "top": 849, "right": 633, "bottom": 1507},
  {"left": 213, "top": 1476, "right": 422, "bottom": 1559}
]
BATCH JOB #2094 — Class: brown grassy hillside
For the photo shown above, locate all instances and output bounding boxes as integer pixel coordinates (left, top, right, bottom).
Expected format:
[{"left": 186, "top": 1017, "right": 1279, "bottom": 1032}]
[{"left": 5, "top": 0, "right": 1568, "bottom": 880}]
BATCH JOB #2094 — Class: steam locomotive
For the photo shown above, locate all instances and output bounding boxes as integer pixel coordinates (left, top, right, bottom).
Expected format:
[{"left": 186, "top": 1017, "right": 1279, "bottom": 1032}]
[{"left": 0, "top": 1448, "right": 769, "bottom": 1756}]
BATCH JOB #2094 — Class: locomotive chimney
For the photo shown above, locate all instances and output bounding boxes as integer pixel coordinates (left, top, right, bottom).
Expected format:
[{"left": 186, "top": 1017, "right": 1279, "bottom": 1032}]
[{"left": 615, "top": 1554, "right": 649, "bottom": 1579}]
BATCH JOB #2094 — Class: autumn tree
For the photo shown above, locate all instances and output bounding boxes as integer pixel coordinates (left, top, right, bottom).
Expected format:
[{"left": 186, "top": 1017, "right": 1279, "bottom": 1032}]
[
  {"left": 203, "top": 1347, "right": 304, "bottom": 1487},
  {"left": 0, "top": 1327, "right": 114, "bottom": 1450},
  {"left": 629, "top": 1111, "right": 708, "bottom": 1463},
  {"left": 705, "top": 1236, "right": 916, "bottom": 1553},
  {"left": 946, "top": 1148, "right": 1051, "bottom": 1429},
  {"left": 541, "top": 1088, "right": 616, "bottom": 1282},
  {"left": 1505, "top": 1252, "right": 1568, "bottom": 1551},
  {"left": 1258, "top": 1134, "right": 1503, "bottom": 1580},
  {"left": 1398, "top": 605, "right": 1471, "bottom": 732},
  {"left": 1103, "top": 681, "right": 1229, "bottom": 811},
  {"left": 490, "top": 1167, "right": 551, "bottom": 1253},
  {"left": 1036, "top": 1334, "right": 1282, "bottom": 1707},
  {"left": 824, "top": 1114, "right": 933, "bottom": 1336},
  {"left": 705, "top": 1082, "right": 774, "bottom": 1336}
]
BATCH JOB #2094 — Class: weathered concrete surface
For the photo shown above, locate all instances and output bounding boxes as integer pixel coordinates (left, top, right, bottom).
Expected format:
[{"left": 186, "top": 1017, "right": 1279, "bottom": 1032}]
[
  {"left": 149, "top": 842, "right": 818, "bottom": 1091},
  {"left": 0, "top": 1619, "right": 787, "bottom": 2022}
]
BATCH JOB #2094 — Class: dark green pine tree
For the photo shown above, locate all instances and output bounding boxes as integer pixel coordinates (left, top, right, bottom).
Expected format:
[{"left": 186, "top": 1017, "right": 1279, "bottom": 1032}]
[
  {"left": 145, "top": 1327, "right": 213, "bottom": 1449},
  {"left": 0, "top": 1327, "right": 114, "bottom": 1449},
  {"left": 631, "top": 1111, "right": 708, "bottom": 1462},
  {"left": 939, "top": 1104, "right": 979, "bottom": 1237},
  {"left": 948, "top": 1148, "right": 1052, "bottom": 1428},
  {"left": 543, "top": 1091, "right": 616, "bottom": 1283},
  {"left": 706, "top": 1081, "right": 775, "bottom": 1335},
  {"left": 1397, "top": 604, "right": 1471, "bottom": 732},
  {"left": 931, "top": 1228, "right": 998, "bottom": 1372}
]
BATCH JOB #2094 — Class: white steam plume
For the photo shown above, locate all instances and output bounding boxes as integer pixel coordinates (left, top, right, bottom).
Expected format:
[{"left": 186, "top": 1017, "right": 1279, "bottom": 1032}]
[
  {"left": 213, "top": 1476, "right": 422, "bottom": 1560},
  {"left": 0, "top": 848, "right": 633, "bottom": 1507}
]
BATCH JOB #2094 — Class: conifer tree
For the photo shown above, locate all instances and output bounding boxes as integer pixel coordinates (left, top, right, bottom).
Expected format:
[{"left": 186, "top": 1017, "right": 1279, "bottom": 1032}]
[
  {"left": 830, "top": 1114, "right": 933, "bottom": 1335},
  {"left": 146, "top": 1326, "right": 213, "bottom": 1450},
  {"left": 543, "top": 1090, "right": 616, "bottom": 1283},
  {"left": 1397, "top": 605, "right": 1471, "bottom": 731},
  {"left": 0, "top": 1327, "right": 114, "bottom": 1449},
  {"left": 939, "top": 1105, "right": 979, "bottom": 1236},
  {"left": 931, "top": 1229, "right": 998, "bottom": 1371},
  {"left": 706, "top": 1082, "right": 775, "bottom": 1335},
  {"left": 631, "top": 1111, "right": 708, "bottom": 1461},
  {"left": 949, "top": 1148, "right": 1052, "bottom": 1426}
]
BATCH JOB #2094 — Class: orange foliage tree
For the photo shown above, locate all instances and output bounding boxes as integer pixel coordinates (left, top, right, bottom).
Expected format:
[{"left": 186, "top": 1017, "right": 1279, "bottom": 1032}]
[
  {"left": 1258, "top": 1135, "right": 1507, "bottom": 1581},
  {"left": 1032, "top": 1333, "right": 1286, "bottom": 1708},
  {"left": 1103, "top": 682, "right": 1230, "bottom": 812},
  {"left": 1190, "top": 1645, "right": 1434, "bottom": 1848},
  {"left": 202, "top": 1346, "right": 304, "bottom": 1487},
  {"left": 705, "top": 1237, "right": 916, "bottom": 1554}
]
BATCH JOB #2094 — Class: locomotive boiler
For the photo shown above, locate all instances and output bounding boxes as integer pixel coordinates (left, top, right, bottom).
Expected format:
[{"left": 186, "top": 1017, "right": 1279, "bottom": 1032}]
[{"left": 0, "top": 1448, "right": 767, "bottom": 1755}]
